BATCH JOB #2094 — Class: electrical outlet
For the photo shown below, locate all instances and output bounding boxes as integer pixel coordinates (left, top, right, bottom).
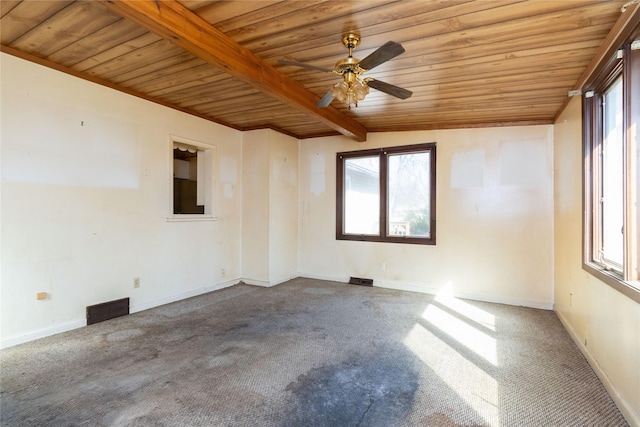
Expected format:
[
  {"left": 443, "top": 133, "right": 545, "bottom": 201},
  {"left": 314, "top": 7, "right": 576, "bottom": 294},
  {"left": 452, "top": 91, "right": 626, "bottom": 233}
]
[
  {"left": 133, "top": 277, "right": 140, "bottom": 288},
  {"left": 379, "top": 262, "right": 386, "bottom": 271},
  {"left": 220, "top": 268, "right": 226, "bottom": 278}
]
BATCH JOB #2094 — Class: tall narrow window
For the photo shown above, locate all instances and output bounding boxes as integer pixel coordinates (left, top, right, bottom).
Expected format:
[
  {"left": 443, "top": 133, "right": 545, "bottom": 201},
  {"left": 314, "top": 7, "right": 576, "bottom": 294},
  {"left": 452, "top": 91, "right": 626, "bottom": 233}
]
[
  {"left": 337, "top": 143, "right": 436, "bottom": 245},
  {"left": 344, "top": 156, "right": 380, "bottom": 235},
  {"left": 600, "top": 77, "right": 624, "bottom": 271},
  {"left": 387, "top": 150, "right": 432, "bottom": 238},
  {"left": 583, "top": 36, "right": 640, "bottom": 299}
]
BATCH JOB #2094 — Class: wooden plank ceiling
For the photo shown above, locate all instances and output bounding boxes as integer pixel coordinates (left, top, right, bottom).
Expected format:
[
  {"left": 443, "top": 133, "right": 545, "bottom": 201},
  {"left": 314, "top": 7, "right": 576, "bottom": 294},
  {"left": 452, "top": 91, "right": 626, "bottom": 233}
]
[{"left": 0, "top": 0, "right": 631, "bottom": 141}]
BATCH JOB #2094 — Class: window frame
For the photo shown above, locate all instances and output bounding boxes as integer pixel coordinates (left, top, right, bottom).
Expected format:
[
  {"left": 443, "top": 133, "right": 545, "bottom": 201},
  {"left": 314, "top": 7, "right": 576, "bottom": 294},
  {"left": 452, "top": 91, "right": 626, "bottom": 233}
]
[
  {"left": 336, "top": 143, "right": 436, "bottom": 245},
  {"left": 168, "top": 135, "right": 218, "bottom": 221},
  {"left": 583, "top": 37, "right": 640, "bottom": 302}
]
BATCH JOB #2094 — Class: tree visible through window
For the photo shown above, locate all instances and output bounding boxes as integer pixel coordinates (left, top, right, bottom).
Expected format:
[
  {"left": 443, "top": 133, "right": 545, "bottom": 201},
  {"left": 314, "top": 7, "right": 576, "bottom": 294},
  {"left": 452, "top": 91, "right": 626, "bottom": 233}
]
[
  {"left": 388, "top": 150, "right": 432, "bottom": 238},
  {"left": 337, "top": 143, "right": 436, "bottom": 245}
]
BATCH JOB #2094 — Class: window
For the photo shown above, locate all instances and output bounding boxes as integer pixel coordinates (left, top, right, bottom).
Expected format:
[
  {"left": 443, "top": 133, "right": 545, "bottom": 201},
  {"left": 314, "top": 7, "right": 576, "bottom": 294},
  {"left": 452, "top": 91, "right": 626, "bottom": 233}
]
[
  {"left": 600, "top": 76, "right": 624, "bottom": 270},
  {"left": 171, "top": 137, "right": 216, "bottom": 218},
  {"left": 583, "top": 36, "right": 640, "bottom": 298},
  {"left": 336, "top": 143, "right": 436, "bottom": 245}
]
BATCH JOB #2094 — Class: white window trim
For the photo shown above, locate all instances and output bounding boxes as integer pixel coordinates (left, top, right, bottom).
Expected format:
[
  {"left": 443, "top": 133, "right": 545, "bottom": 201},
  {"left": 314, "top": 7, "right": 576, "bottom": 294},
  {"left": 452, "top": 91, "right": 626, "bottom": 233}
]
[{"left": 167, "top": 135, "right": 218, "bottom": 221}]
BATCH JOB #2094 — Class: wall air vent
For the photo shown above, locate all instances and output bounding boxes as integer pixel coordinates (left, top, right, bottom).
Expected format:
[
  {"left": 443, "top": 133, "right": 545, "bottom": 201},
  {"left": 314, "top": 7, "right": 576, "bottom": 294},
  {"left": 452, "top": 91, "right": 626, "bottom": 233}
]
[
  {"left": 348, "top": 277, "right": 373, "bottom": 287},
  {"left": 86, "top": 297, "right": 130, "bottom": 325}
]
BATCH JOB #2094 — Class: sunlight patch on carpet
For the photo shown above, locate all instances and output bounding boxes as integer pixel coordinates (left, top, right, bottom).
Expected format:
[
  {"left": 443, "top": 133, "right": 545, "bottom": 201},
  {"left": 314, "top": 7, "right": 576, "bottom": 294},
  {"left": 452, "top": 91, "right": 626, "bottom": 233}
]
[{"left": 404, "top": 322, "right": 499, "bottom": 426}]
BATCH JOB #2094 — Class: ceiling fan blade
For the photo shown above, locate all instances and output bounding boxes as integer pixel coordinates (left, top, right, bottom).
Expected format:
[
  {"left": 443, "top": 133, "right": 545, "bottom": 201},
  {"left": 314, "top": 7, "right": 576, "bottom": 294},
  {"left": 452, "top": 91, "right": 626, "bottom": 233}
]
[
  {"left": 358, "top": 41, "right": 405, "bottom": 71},
  {"left": 367, "top": 79, "right": 412, "bottom": 99},
  {"left": 316, "top": 90, "right": 334, "bottom": 108},
  {"left": 277, "top": 59, "right": 333, "bottom": 73}
]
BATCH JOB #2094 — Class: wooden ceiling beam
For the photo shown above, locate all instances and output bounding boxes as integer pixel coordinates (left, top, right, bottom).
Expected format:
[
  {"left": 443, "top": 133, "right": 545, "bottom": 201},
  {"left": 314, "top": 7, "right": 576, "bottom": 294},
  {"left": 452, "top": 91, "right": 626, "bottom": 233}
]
[{"left": 99, "top": 0, "right": 367, "bottom": 142}]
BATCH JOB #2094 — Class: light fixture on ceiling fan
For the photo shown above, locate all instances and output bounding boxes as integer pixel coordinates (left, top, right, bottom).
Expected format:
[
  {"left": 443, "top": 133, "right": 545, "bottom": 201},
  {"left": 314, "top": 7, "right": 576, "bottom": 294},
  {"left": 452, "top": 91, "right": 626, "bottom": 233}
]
[{"left": 278, "top": 32, "right": 412, "bottom": 109}]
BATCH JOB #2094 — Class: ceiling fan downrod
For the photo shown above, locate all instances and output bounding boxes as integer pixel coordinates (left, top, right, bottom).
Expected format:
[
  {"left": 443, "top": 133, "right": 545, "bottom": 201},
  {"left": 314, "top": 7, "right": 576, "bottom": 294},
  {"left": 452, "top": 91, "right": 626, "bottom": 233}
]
[{"left": 342, "top": 32, "right": 360, "bottom": 57}]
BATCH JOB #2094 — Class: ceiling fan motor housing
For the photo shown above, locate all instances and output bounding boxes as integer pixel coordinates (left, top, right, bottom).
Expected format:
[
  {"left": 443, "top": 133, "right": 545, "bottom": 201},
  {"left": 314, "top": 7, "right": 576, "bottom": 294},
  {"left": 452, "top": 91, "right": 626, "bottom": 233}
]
[{"left": 334, "top": 57, "right": 363, "bottom": 76}]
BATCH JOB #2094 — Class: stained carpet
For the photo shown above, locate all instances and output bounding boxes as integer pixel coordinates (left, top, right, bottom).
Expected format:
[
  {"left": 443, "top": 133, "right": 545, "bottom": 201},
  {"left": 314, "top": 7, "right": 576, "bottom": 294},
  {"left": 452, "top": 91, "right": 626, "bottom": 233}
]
[{"left": 0, "top": 278, "right": 628, "bottom": 426}]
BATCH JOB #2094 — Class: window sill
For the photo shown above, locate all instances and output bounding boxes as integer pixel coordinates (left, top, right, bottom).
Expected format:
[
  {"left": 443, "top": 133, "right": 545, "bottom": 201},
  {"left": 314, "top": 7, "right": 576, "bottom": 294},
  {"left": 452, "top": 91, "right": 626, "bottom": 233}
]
[
  {"left": 337, "top": 234, "right": 436, "bottom": 245},
  {"left": 166, "top": 215, "right": 219, "bottom": 222},
  {"left": 583, "top": 262, "right": 640, "bottom": 304}
]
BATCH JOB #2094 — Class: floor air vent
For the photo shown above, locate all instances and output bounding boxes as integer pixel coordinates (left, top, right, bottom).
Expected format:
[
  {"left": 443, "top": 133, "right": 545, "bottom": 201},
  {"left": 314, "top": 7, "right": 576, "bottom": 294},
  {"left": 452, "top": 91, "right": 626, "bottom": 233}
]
[
  {"left": 349, "top": 277, "right": 373, "bottom": 287},
  {"left": 86, "top": 297, "right": 129, "bottom": 325}
]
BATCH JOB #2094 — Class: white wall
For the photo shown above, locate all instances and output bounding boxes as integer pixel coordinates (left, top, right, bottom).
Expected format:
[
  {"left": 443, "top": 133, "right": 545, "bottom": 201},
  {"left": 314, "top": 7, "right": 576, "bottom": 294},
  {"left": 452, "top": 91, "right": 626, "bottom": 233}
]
[
  {"left": 268, "top": 131, "right": 298, "bottom": 284},
  {"left": 1, "top": 53, "right": 243, "bottom": 347},
  {"left": 241, "top": 131, "right": 270, "bottom": 283},
  {"left": 554, "top": 96, "right": 640, "bottom": 425},
  {"left": 299, "top": 127, "right": 554, "bottom": 309},
  {"left": 241, "top": 129, "right": 298, "bottom": 286}
]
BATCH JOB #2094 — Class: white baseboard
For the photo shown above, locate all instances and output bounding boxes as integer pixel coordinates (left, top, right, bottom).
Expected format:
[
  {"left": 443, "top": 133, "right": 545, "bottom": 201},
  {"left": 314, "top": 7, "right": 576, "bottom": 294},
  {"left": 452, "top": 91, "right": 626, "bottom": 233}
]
[
  {"left": 130, "top": 279, "right": 237, "bottom": 313},
  {"left": 241, "top": 274, "right": 296, "bottom": 288},
  {"left": 378, "top": 279, "right": 553, "bottom": 310},
  {"left": 555, "top": 309, "right": 639, "bottom": 427},
  {"left": 298, "top": 273, "right": 553, "bottom": 310},
  {"left": 1, "top": 319, "right": 86, "bottom": 349},
  {"left": 1, "top": 274, "right": 552, "bottom": 348},
  {"left": 1, "top": 279, "right": 240, "bottom": 349},
  {"left": 298, "top": 272, "right": 346, "bottom": 283}
]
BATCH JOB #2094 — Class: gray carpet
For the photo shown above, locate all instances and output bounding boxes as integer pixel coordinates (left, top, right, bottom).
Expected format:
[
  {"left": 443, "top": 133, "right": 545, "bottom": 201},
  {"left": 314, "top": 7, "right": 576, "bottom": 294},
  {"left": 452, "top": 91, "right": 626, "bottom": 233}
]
[{"left": 0, "top": 278, "right": 628, "bottom": 426}]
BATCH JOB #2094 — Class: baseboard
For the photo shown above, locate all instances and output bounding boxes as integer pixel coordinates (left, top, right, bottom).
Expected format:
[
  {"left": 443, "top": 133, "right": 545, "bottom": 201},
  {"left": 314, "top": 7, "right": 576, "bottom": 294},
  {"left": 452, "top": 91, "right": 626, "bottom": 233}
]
[
  {"left": 555, "top": 309, "right": 639, "bottom": 427},
  {"left": 1, "top": 319, "right": 86, "bottom": 349},
  {"left": 1, "top": 279, "right": 240, "bottom": 349},
  {"left": 241, "top": 275, "right": 296, "bottom": 288},
  {"left": 297, "top": 272, "right": 347, "bottom": 284},
  {"left": 380, "top": 280, "right": 553, "bottom": 310},
  {"left": 298, "top": 273, "right": 553, "bottom": 310},
  {"left": 130, "top": 279, "right": 237, "bottom": 313}
]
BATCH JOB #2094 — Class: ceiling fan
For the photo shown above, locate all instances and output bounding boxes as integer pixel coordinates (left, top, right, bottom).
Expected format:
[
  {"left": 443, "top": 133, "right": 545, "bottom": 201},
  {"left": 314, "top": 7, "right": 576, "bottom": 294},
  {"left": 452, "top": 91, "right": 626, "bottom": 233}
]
[{"left": 278, "top": 32, "right": 412, "bottom": 109}]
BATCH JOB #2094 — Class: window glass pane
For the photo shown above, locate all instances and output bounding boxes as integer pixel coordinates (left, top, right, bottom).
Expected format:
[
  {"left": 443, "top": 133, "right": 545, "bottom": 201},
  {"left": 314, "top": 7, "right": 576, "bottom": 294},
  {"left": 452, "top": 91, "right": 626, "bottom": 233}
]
[
  {"left": 387, "top": 151, "right": 431, "bottom": 237},
  {"left": 344, "top": 156, "right": 380, "bottom": 235},
  {"left": 601, "top": 77, "right": 623, "bottom": 267}
]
